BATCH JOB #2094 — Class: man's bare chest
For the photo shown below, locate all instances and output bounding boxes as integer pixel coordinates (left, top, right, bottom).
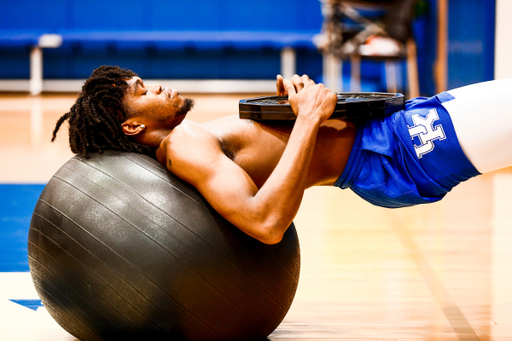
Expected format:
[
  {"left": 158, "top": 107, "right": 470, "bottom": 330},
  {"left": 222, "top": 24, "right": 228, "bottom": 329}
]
[
  {"left": 203, "top": 117, "right": 293, "bottom": 187},
  {"left": 199, "top": 115, "right": 355, "bottom": 188}
]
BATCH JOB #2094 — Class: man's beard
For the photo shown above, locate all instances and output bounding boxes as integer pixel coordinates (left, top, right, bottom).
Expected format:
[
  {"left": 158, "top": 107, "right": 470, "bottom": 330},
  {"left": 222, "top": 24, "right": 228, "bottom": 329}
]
[{"left": 176, "top": 98, "right": 195, "bottom": 117}]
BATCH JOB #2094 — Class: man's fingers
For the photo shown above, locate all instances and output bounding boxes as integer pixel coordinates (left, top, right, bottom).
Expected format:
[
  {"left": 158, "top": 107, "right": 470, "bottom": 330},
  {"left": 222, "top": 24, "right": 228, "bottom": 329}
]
[
  {"left": 276, "top": 75, "right": 287, "bottom": 96},
  {"left": 288, "top": 74, "right": 315, "bottom": 93},
  {"left": 291, "top": 74, "right": 305, "bottom": 92},
  {"left": 283, "top": 79, "right": 297, "bottom": 96},
  {"left": 301, "top": 74, "right": 313, "bottom": 84}
]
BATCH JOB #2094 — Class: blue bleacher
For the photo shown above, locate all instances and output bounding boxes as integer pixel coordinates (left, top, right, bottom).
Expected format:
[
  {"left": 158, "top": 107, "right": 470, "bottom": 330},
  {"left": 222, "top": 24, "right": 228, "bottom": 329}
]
[{"left": 0, "top": 0, "right": 324, "bottom": 82}]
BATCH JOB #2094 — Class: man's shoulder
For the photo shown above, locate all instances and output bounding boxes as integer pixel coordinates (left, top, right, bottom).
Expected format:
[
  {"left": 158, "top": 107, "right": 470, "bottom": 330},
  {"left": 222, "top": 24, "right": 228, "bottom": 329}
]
[
  {"left": 157, "top": 120, "right": 236, "bottom": 185},
  {"left": 167, "top": 120, "right": 220, "bottom": 146},
  {"left": 160, "top": 120, "right": 223, "bottom": 166}
]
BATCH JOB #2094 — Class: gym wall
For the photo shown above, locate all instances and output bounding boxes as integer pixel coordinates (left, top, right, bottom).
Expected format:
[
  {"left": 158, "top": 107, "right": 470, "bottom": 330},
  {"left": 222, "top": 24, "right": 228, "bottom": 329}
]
[
  {"left": 0, "top": 0, "right": 500, "bottom": 95},
  {"left": 0, "top": 0, "right": 323, "bottom": 81}
]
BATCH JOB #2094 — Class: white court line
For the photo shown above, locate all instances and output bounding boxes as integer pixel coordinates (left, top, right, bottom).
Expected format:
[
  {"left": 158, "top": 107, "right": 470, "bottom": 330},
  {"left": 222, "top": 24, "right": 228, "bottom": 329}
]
[
  {"left": 0, "top": 273, "right": 38, "bottom": 300},
  {"left": 0, "top": 299, "right": 76, "bottom": 341},
  {"left": 0, "top": 272, "right": 76, "bottom": 341}
]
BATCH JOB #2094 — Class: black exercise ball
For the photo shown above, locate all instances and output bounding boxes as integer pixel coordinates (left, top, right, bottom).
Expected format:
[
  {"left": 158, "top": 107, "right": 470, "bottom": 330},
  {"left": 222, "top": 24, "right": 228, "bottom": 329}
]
[{"left": 28, "top": 151, "right": 300, "bottom": 341}]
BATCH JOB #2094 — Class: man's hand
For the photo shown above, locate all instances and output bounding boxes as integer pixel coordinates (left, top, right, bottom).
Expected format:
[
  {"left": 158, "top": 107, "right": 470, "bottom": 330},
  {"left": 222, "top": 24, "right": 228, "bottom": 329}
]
[
  {"left": 283, "top": 76, "right": 337, "bottom": 124},
  {"left": 276, "top": 74, "right": 313, "bottom": 96}
]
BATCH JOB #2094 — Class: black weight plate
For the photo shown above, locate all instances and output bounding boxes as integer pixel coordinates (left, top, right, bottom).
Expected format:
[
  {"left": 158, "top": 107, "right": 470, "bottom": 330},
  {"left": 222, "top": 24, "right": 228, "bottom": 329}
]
[{"left": 239, "top": 92, "right": 405, "bottom": 121}]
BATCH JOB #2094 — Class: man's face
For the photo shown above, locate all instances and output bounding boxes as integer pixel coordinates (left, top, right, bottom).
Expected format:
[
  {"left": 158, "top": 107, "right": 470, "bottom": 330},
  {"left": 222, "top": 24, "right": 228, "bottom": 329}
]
[{"left": 122, "top": 77, "right": 194, "bottom": 129}]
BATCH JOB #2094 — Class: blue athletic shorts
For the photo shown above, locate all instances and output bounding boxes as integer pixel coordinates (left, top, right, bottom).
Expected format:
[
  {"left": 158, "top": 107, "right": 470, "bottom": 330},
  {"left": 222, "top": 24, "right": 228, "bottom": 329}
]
[{"left": 334, "top": 92, "right": 481, "bottom": 208}]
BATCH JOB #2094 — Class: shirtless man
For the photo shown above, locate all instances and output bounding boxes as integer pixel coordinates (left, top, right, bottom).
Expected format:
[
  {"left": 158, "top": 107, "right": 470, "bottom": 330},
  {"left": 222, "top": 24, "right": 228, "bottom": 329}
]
[{"left": 52, "top": 66, "right": 512, "bottom": 244}]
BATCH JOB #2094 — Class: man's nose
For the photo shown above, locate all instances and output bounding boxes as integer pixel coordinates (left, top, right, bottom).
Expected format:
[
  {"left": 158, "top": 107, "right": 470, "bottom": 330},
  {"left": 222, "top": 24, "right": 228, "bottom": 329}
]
[{"left": 150, "top": 84, "right": 162, "bottom": 93}]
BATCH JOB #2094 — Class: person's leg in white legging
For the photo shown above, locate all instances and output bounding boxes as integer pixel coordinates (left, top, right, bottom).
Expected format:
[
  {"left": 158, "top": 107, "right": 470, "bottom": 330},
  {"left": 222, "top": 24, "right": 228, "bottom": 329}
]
[{"left": 442, "top": 78, "right": 512, "bottom": 174}]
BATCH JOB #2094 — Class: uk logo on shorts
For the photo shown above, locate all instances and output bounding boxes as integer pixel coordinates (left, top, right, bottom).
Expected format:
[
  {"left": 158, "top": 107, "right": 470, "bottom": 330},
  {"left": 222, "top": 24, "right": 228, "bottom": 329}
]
[{"left": 408, "top": 108, "right": 446, "bottom": 159}]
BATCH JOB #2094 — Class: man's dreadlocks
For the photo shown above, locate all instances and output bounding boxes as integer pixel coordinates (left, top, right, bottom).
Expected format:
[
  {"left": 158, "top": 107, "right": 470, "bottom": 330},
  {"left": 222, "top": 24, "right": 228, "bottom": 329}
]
[{"left": 52, "top": 65, "right": 155, "bottom": 158}]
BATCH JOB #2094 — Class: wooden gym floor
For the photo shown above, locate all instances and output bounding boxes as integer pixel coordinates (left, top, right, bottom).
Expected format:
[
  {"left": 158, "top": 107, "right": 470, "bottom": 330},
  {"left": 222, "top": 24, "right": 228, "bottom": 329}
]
[{"left": 1, "top": 92, "right": 511, "bottom": 340}]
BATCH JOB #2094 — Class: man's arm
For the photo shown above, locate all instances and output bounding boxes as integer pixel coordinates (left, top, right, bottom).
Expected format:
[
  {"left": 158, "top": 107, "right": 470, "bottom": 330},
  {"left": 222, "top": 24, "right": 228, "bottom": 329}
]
[{"left": 157, "top": 77, "right": 337, "bottom": 244}]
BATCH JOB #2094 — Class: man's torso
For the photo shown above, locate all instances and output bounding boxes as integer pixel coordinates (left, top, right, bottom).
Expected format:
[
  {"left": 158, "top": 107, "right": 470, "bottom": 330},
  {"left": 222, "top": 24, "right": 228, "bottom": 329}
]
[{"left": 180, "top": 115, "right": 357, "bottom": 188}]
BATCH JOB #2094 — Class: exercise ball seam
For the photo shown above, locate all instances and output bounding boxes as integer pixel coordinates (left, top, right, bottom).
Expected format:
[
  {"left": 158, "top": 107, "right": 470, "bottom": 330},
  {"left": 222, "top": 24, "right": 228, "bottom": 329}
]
[
  {"left": 29, "top": 255, "right": 121, "bottom": 340},
  {"left": 64, "top": 160, "right": 211, "bottom": 234},
  {"left": 78, "top": 155, "right": 209, "bottom": 209},
  {"left": 62, "top": 160, "right": 292, "bottom": 312},
  {"left": 125, "top": 153, "right": 181, "bottom": 183},
  {"left": 33, "top": 199, "right": 220, "bottom": 339},
  {"left": 29, "top": 238, "right": 137, "bottom": 328},
  {"left": 30, "top": 273, "right": 104, "bottom": 341},
  {"left": 29, "top": 222, "right": 196, "bottom": 338}
]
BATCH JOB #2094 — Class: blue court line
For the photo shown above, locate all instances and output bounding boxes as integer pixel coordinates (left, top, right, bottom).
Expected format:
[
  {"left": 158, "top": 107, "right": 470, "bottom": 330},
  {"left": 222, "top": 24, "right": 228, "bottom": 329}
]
[
  {"left": 9, "top": 299, "right": 43, "bottom": 311},
  {"left": 0, "top": 184, "right": 45, "bottom": 272}
]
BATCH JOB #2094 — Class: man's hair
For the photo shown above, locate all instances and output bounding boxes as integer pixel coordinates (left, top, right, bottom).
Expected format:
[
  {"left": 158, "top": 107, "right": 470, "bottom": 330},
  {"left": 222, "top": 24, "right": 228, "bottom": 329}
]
[{"left": 52, "top": 65, "right": 155, "bottom": 158}]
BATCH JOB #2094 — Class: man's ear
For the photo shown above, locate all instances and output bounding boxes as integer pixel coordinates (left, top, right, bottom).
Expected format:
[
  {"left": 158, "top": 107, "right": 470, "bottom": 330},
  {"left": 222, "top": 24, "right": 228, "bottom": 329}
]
[{"left": 121, "top": 119, "right": 145, "bottom": 136}]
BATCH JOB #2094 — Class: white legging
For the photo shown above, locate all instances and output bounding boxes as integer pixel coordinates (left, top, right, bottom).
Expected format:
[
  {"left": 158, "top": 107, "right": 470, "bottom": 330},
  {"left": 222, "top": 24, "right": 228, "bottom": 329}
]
[{"left": 442, "top": 78, "right": 512, "bottom": 174}]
